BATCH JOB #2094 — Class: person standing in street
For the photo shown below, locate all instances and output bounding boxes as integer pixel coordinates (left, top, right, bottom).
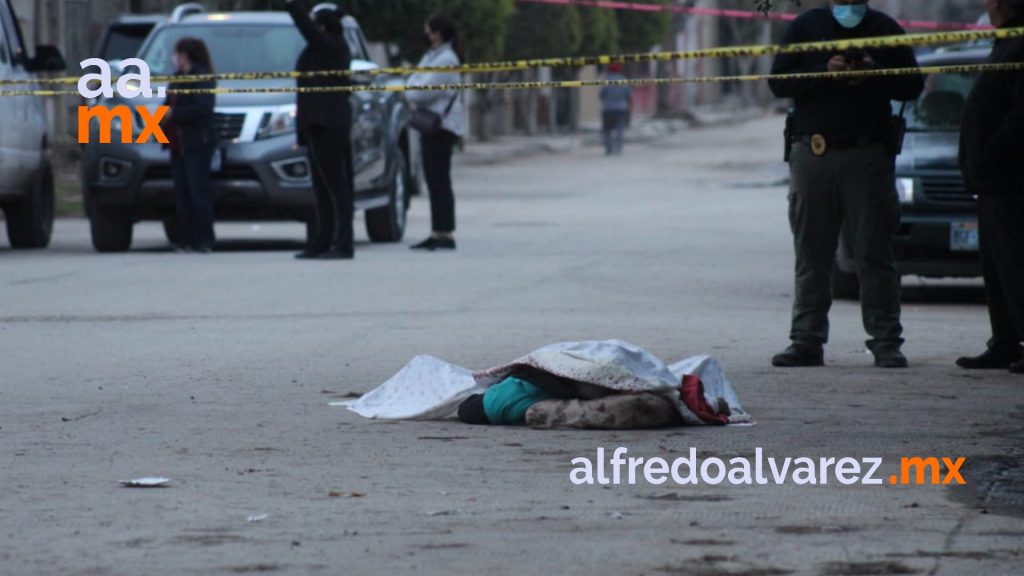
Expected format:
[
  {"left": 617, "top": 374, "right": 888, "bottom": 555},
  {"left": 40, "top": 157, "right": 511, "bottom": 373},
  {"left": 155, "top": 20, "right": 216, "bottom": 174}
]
[
  {"left": 407, "top": 15, "right": 464, "bottom": 252},
  {"left": 287, "top": 0, "right": 355, "bottom": 260},
  {"left": 164, "top": 38, "right": 218, "bottom": 254},
  {"left": 956, "top": 0, "right": 1024, "bottom": 375},
  {"left": 768, "top": 0, "right": 923, "bottom": 369},
  {"left": 600, "top": 63, "right": 631, "bottom": 156}
]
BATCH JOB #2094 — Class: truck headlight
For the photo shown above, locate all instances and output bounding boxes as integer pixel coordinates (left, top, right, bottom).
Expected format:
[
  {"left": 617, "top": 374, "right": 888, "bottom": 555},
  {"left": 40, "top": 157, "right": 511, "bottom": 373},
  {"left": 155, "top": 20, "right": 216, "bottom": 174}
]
[
  {"left": 896, "top": 177, "right": 915, "bottom": 205},
  {"left": 257, "top": 105, "right": 297, "bottom": 140}
]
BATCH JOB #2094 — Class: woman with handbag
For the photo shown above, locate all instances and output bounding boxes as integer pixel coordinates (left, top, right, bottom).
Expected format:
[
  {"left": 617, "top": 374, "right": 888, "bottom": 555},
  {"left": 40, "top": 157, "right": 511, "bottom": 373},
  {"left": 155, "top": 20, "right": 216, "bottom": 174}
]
[{"left": 406, "top": 15, "right": 464, "bottom": 251}]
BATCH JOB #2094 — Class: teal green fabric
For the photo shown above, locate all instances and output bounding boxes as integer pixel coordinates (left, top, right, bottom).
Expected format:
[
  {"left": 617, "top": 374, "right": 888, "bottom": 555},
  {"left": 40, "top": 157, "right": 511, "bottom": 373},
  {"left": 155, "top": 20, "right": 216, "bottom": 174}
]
[{"left": 482, "top": 377, "right": 558, "bottom": 425}]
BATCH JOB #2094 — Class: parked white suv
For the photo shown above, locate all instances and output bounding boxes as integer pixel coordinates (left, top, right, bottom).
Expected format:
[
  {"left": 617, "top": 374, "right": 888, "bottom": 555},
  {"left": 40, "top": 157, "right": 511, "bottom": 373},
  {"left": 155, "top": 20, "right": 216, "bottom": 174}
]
[{"left": 0, "top": 0, "right": 66, "bottom": 248}]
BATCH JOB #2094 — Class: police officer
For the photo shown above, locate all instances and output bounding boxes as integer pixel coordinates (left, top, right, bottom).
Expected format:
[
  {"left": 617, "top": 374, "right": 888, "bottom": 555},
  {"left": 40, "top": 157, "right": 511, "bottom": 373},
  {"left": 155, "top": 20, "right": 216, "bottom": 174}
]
[
  {"left": 956, "top": 0, "right": 1024, "bottom": 374},
  {"left": 769, "top": 0, "right": 923, "bottom": 368},
  {"left": 287, "top": 0, "right": 355, "bottom": 260}
]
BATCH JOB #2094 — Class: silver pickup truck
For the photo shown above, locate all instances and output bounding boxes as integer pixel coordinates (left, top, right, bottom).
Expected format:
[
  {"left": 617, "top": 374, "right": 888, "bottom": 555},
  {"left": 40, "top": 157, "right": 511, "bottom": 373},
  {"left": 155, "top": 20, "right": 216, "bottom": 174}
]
[
  {"left": 82, "top": 10, "right": 421, "bottom": 252},
  {"left": 0, "top": 0, "right": 66, "bottom": 249}
]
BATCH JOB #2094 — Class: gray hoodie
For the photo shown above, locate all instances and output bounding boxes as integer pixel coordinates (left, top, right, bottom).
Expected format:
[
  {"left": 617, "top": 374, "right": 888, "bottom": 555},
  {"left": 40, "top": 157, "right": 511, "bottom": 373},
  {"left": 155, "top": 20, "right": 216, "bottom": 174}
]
[{"left": 600, "top": 73, "right": 632, "bottom": 113}]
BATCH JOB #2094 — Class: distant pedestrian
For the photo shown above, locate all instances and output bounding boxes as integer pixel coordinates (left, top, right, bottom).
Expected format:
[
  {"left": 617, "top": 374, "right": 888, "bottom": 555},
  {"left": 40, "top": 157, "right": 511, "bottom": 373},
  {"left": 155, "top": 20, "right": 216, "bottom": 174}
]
[
  {"left": 407, "top": 14, "right": 464, "bottom": 252},
  {"left": 164, "top": 37, "right": 218, "bottom": 254},
  {"left": 287, "top": 0, "right": 355, "bottom": 260},
  {"left": 600, "top": 63, "right": 631, "bottom": 156},
  {"left": 768, "top": 0, "right": 923, "bottom": 369},
  {"left": 956, "top": 0, "right": 1024, "bottom": 375}
]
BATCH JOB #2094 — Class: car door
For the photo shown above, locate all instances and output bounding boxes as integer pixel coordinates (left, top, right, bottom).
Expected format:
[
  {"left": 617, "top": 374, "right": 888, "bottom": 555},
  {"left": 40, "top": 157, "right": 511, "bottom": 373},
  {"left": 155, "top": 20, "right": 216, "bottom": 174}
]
[
  {"left": 0, "top": 8, "right": 13, "bottom": 197},
  {"left": 346, "top": 27, "right": 386, "bottom": 193},
  {"left": 0, "top": 0, "right": 35, "bottom": 193}
]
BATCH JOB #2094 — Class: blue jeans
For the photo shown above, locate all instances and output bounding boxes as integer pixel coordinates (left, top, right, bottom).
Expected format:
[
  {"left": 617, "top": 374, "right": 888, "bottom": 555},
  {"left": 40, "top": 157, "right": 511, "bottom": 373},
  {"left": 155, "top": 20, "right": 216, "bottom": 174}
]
[{"left": 171, "top": 147, "right": 216, "bottom": 250}]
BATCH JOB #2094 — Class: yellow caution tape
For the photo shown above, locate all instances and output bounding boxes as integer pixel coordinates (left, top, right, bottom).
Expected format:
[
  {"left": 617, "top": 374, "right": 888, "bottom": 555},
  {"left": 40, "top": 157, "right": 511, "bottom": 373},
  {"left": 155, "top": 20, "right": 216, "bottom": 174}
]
[
  {"left": 4, "top": 62, "right": 1022, "bottom": 98},
  {"left": 4, "top": 26, "right": 1022, "bottom": 88}
]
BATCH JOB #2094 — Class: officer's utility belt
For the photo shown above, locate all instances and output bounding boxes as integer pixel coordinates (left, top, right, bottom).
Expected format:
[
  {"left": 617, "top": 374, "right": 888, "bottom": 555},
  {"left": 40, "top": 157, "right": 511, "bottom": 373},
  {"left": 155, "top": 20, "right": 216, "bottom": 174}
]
[{"left": 793, "top": 133, "right": 885, "bottom": 156}]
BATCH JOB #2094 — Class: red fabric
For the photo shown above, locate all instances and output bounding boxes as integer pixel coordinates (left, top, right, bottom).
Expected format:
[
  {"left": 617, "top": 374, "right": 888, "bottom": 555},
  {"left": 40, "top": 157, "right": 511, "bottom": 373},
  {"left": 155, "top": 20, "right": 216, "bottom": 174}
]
[{"left": 680, "top": 374, "right": 730, "bottom": 425}]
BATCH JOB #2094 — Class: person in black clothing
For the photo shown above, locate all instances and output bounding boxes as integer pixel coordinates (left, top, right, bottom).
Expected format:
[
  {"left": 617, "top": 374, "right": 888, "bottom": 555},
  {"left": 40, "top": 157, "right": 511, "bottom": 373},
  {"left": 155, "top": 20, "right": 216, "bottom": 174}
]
[
  {"left": 768, "top": 1, "right": 923, "bottom": 369},
  {"left": 286, "top": 0, "right": 355, "bottom": 260},
  {"left": 956, "top": 0, "right": 1024, "bottom": 375},
  {"left": 164, "top": 38, "right": 218, "bottom": 253}
]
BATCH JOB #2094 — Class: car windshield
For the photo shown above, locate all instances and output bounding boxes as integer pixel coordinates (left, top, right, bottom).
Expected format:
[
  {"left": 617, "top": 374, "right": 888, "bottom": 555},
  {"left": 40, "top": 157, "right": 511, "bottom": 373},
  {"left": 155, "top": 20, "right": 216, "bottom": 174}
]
[
  {"left": 140, "top": 24, "right": 305, "bottom": 76},
  {"left": 897, "top": 71, "right": 977, "bottom": 132},
  {"left": 102, "top": 25, "right": 155, "bottom": 61}
]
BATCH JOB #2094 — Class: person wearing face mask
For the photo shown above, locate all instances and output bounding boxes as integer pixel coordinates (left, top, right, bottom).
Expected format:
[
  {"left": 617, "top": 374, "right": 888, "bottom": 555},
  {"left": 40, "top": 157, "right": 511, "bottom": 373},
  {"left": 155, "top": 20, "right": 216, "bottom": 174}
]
[
  {"left": 406, "top": 15, "right": 465, "bottom": 252},
  {"left": 287, "top": 0, "right": 355, "bottom": 260},
  {"left": 163, "top": 38, "right": 218, "bottom": 253},
  {"left": 768, "top": 0, "right": 923, "bottom": 369},
  {"left": 956, "top": 0, "right": 1024, "bottom": 375}
]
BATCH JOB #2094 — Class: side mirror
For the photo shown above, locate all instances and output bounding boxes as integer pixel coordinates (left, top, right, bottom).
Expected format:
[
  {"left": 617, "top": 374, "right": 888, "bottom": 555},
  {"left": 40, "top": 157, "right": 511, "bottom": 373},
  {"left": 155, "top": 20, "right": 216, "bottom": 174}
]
[
  {"left": 350, "top": 59, "right": 379, "bottom": 85},
  {"left": 26, "top": 45, "right": 66, "bottom": 73}
]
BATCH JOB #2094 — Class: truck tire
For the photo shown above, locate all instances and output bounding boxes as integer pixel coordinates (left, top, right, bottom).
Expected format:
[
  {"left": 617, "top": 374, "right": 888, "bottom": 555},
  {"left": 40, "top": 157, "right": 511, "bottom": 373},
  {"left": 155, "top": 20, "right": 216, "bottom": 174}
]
[
  {"left": 831, "top": 262, "right": 860, "bottom": 301},
  {"left": 90, "top": 207, "right": 133, "bottom": 252},
  {"left": 366, "top": 155, "right": 407, "bottom": 243},
  {"left": 5, "top": 160, "right": 55, "bottom": 249}
]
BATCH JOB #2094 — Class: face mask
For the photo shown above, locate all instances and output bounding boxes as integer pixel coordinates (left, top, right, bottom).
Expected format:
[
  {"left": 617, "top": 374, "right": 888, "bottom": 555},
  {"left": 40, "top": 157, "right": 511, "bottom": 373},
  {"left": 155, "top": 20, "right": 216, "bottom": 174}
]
[{"left": 832, "top": 4, "right": 868, "bottom": 28}]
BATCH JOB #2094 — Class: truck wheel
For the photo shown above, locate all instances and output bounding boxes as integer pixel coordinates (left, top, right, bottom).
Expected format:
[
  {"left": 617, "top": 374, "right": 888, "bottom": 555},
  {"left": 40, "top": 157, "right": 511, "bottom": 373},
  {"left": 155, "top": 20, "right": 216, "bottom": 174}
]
[
  {"left": 366, "top": 155, "right": 407, "bottom": 243},
  {"left": 5, "top": 160, "right": 55, "bottom": 249},
  {"left": 831, "top": 262, "right": 860, "bottom": 301},
  {"left": 163, "top": 216, "right": 180, "bottom": 246},
  {"left": 90, "top": 207, "right": 133, "bottom": 252}
]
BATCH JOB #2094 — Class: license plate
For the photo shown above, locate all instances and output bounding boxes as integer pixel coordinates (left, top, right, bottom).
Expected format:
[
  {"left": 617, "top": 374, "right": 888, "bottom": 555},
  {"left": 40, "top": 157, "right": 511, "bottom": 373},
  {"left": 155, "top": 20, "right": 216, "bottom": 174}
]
[{"left": 950, "top": 221, "right": 979, "bottom": 252}]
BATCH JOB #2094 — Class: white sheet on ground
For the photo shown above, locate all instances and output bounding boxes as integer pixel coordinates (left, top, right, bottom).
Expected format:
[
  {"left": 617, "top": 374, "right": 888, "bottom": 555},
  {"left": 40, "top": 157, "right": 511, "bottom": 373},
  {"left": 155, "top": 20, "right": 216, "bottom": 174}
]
[{"left": 339, "top": 340, "right": 749, "bottom": 424}]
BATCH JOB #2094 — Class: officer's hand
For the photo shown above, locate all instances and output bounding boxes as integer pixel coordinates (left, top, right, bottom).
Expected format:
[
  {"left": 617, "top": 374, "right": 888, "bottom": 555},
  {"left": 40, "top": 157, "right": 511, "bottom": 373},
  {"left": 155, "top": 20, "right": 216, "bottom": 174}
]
[{"left": 827, "top": 55, "right": 848, "bottom": 73}]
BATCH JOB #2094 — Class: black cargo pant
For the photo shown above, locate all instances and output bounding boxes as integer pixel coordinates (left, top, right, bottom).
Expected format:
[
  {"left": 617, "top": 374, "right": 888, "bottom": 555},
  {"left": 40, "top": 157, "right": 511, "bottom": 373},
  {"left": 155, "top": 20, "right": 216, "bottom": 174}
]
[
  {"left": 304, "top": 124, "right": 355, "bottom": 251},
  {"left": 978, "top": 194, "right": 1024, "bottom": 353},
  {"left": 421, "top": 130, "right": 458, "bottom": 234},
  {"left": 787, "top": 142, "right": 903, "bottom": 352}
]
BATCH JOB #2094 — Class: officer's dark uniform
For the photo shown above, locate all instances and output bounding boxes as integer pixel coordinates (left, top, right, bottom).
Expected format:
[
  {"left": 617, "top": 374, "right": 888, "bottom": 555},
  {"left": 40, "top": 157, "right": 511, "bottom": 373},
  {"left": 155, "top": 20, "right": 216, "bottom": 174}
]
[
  {"left": 957, "top": 15, "right": 1024, "bottom": 373},
  {"left": 287, "top": 0, "right": 354, "bottom": 259},
  {"left": 769, "top": 7, "right": 923, "bottom": 367}
]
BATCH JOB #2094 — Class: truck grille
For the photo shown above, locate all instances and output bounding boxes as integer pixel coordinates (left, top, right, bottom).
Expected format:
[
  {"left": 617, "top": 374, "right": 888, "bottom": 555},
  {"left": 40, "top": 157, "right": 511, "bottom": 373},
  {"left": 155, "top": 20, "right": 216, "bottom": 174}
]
[
  {"left": 213, "top": 113, "right": 246, "bottom": 141},
  {"left": 920, "top": 175, "right": 974, "bottom": 204}
]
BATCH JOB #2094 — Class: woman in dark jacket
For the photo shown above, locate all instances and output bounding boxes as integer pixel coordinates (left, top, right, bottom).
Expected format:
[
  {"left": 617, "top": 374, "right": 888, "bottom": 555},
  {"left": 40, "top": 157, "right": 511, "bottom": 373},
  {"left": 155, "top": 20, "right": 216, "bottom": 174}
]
[{"left": 164, "top": 38, "right": 218, "bottom": 253}]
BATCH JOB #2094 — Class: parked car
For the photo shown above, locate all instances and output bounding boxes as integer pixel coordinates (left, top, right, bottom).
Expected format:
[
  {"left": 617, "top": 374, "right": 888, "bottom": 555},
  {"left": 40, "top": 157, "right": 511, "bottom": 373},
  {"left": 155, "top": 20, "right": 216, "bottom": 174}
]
[
  {"left": 832, "top": 46, "right": 989, "bottom": 298},
  {"left": 0, "top": 0, "right": 66, "bottom": 249},
  {"left": 82, "top": 9, "right": 421, "bottom": 252}
]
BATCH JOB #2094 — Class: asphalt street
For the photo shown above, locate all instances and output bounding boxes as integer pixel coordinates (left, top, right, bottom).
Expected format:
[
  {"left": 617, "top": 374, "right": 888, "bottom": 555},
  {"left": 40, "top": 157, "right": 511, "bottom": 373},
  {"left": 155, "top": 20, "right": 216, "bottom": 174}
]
[{"left": 2, "top": 115, "right": 1022, "bottom": 576}]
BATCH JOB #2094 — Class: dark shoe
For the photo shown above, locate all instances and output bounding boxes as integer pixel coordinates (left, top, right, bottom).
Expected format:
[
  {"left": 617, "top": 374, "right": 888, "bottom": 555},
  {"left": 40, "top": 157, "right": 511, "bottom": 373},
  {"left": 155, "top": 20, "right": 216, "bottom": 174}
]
[
  {"left": 1009, "top": 360, "right": 1024, "bottom": 375},
  {"left": 295, "top": 246, "right": 327, "bottom": 260},
  {"left": 956, "top": 348, "right": 1024, "bottom": 370},
  {"left": 194, "top": 246, "right": 214, "bottom": 254},
  {"left": 874, "top": 348, "right": 909, "bottom": 369},
  {"left": 318, "top": 247, "right": 354, "bottom": 260},
  {"left": 772, "top": 344, "right": 824, "bottom": 368},
  {"left": 410, "top": 237, "right": 456, "bottom": 251}
]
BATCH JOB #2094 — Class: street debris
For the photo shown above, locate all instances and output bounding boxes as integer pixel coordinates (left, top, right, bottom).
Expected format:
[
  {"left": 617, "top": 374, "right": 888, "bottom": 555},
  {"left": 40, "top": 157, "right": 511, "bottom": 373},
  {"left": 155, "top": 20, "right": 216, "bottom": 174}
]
[
  {"left": 119, "top": 477, "right": 171, "bottom": 488},
  {"left": 246, "top": 514, "right": 269, "bottom": 523}
]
